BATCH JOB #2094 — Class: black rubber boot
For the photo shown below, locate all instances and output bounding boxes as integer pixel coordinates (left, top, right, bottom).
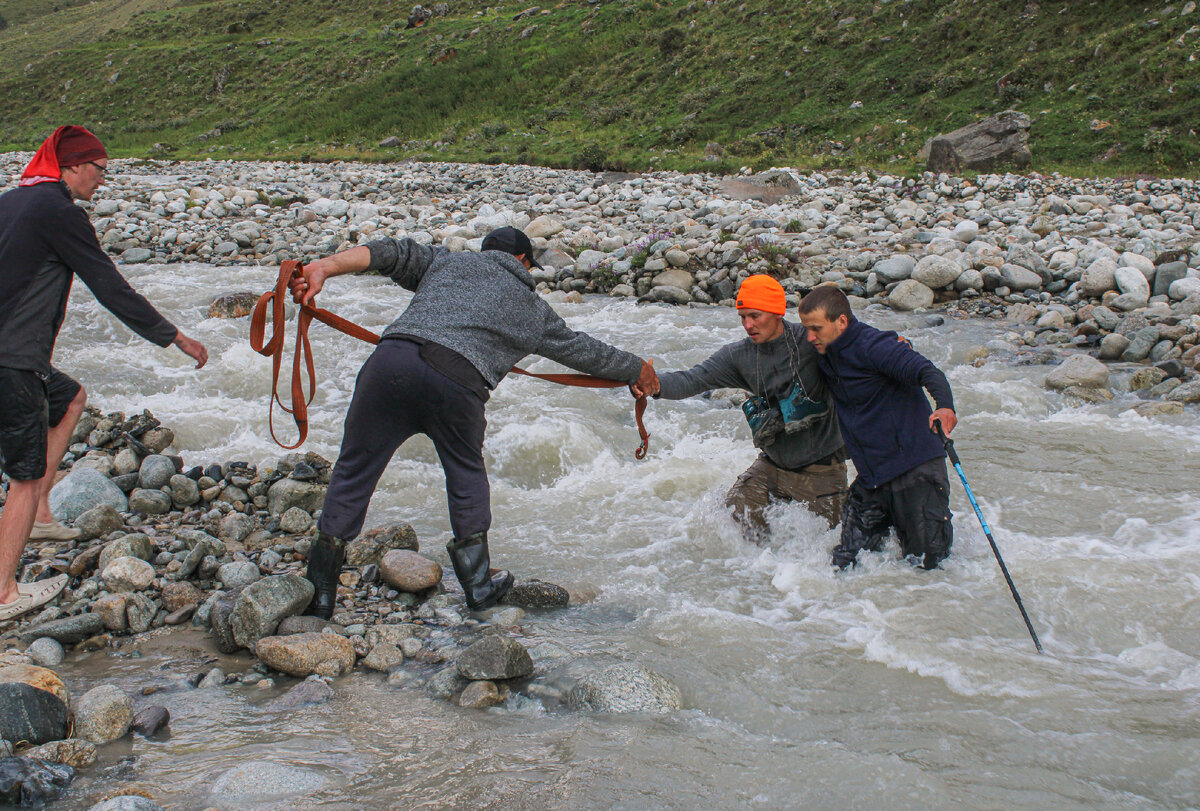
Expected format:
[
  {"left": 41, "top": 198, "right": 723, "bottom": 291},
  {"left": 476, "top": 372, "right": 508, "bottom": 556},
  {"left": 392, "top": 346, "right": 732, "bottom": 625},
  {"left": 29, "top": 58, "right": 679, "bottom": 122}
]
[
  {"left": 447, "top": 531, "right": 513, "bottom": 611},
  {"left": 304, "top": 531, "right": 345, "bottom": 620}
]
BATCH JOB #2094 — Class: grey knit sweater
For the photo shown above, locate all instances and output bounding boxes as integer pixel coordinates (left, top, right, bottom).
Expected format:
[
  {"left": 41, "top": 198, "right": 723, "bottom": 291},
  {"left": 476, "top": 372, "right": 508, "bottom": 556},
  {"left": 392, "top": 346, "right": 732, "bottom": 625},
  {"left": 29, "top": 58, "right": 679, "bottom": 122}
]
[
  {"left": 366, "top": 238, "right": 644, "bottom": 388},
  {"left": 656, "top": 320, "right": 844, "bottom": 470}
]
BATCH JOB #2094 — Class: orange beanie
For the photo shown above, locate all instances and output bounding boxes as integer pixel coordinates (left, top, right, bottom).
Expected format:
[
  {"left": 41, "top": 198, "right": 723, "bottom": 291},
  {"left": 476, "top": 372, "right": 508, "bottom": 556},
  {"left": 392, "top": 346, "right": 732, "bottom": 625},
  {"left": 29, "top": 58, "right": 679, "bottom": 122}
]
[{"left": 736, "top": 274, "right": 786, "bottom": 315}]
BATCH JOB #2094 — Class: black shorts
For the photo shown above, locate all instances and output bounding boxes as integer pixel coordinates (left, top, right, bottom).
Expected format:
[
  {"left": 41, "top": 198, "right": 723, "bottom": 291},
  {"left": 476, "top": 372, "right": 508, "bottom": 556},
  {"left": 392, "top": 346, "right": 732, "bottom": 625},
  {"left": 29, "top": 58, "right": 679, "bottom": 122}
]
[{"left": 0, "top": 367, "right": 82, "bottom": 481}]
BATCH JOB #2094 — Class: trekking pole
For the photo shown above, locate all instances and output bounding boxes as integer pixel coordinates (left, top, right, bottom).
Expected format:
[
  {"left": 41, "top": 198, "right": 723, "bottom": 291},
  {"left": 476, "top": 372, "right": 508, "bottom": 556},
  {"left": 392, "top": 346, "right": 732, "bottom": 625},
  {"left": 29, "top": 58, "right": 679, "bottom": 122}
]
[{"left": 934, "top": 422, "right": 1044, "bottom": 654}]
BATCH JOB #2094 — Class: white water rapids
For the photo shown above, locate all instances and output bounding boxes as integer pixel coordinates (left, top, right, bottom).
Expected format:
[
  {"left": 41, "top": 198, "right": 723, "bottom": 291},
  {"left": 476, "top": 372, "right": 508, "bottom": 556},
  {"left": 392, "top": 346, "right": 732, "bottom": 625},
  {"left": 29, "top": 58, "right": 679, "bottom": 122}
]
[{"left": 45, "top": 261, "right": 1200, "bottom": 809}]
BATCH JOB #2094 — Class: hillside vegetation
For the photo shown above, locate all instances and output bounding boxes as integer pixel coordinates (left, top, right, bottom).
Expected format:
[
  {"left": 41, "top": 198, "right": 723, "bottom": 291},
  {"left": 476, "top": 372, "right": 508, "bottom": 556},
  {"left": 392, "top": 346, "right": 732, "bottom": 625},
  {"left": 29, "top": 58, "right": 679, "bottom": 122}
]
[{"left": 0, "top": 0, "right": 1197, "bottom": 175}]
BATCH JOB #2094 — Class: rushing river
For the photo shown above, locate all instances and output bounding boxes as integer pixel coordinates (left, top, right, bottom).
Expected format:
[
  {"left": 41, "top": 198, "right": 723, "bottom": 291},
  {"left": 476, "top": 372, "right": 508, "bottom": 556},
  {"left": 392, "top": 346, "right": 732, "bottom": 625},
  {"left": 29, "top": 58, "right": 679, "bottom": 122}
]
[{"left": 42, "top": 262, "right": 1200, "bottom": 809}]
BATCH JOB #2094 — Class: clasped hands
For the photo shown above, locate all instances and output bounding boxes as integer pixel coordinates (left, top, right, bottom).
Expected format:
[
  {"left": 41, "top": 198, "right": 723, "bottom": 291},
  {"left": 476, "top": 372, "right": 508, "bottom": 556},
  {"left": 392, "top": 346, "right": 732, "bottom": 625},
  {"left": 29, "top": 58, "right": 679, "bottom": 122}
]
[{"left": 630, "top": 359, "right": 659, "bottom": 399}]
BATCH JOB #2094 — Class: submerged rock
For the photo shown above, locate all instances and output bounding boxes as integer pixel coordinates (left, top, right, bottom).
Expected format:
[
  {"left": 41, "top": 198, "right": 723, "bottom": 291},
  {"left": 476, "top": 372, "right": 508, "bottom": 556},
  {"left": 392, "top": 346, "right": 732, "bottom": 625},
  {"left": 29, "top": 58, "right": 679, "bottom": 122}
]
[
  {"left": 567, "top": 664, "right": 682, "bottom": 714},
  {"left": 209, "top": 760, "right": 327, "bottom": 803},
  {"left": 456, "top": 635, "right": 533, "bottom": 681},
  {"left": 265, "top": 675, "right": 334, "bottom": 710},
  {"left": 0, "top": 757, "right": 75, "bottom": 806}
]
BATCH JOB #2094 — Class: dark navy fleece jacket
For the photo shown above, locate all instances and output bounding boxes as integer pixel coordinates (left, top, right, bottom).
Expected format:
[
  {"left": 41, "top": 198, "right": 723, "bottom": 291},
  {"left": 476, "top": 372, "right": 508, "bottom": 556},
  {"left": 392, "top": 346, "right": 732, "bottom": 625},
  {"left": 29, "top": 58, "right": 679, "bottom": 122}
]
[{"left": 816, "top": 318, "right": 954, "bottom": 488}]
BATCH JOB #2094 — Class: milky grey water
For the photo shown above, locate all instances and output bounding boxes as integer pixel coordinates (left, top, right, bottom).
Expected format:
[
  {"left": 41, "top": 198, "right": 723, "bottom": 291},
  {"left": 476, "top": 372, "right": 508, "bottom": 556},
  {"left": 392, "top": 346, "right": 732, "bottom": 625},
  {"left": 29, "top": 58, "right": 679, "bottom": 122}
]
[{"left": 45, "top": 262, "right": 1200, "bottom": 809}]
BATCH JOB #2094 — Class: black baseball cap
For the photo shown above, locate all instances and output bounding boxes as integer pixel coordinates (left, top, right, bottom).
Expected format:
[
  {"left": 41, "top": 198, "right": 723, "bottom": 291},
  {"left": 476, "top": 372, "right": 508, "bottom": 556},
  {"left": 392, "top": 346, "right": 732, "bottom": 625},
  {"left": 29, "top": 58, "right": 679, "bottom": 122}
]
[{"left": 482, "top": 226, "right": 544, "bottom": 269}]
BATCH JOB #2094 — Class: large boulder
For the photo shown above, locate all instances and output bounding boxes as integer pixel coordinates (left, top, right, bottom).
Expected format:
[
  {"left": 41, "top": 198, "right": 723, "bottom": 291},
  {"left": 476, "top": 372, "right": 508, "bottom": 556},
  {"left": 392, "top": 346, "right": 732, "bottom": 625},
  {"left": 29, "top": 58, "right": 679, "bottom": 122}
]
[
  {"left": 209, "top": 760, "right": 327, "bottom": 806},
  {"left": 207, "top": 292, "right": 259, "bottom": 319},
  {"left": 1079, "top": 259, "right": 1118, "bottom": 298},
  {"left": 378, "top": 550, "right": 442, "bottom": 593},
  {"left": 254, "top": 633, "right": 357, "bottom": 678},
  {"left": 1000, "top": 263, "right": 1043, "bottom": 291},
  {"left": 344, "top": 523, "right": 419, "bottom": 566},
  {"left": 230, "top": 575, "right": 315, "bottom": 649},
  {"left": 911, "top": 255, "right": 962, "bottom": 289},
  {"left": 1044, "top": 355, "right": 1110, "bottom": 391},
  {"left": 0, "top": 757, "right": 75, "bottom": 806},
  {"left": 872, "top": 255, "right": 915, "bottom": 282},
  {"left": 98, "top": 533, "right": 154, "bottom": 571},
  {"left": 101, "top": 557, "right": 155, "bottom": 593},
  {"left": 73, "top": 504, "right": 124, "bottom": 542},
  {"left": 48, "top": 469, "right": 127, "bottom": 522},
  {"left": 887, "top": 279, "right": 934, "bottom": 311},
  {"left": 73, "top": 684, "right": 133, "bottom": 744},
  {"left": 456, "top": 635, "right": 533, "bottom": 680},
  {"left": 266, "top": 479, "right": 327, "bottom": 517},
  {"left": 924, "top": 110, "right": 1031, "bottom": 173},
  {"left": 715, "top": 169, "right": 801, "bottom": 204},
  {"left": 0, "top": 666, "right": 70, "bottom": 745},
  {"left": 566, "top": 663, "right": 682, "bottom": 714}
]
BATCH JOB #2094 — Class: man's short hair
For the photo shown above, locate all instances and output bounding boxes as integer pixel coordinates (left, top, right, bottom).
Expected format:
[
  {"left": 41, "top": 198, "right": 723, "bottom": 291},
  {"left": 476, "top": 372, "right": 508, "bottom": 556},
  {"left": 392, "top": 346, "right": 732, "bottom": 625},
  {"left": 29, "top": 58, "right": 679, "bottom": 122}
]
[{"left": 798, "top": 286, "right": 854, "bottom": 322}]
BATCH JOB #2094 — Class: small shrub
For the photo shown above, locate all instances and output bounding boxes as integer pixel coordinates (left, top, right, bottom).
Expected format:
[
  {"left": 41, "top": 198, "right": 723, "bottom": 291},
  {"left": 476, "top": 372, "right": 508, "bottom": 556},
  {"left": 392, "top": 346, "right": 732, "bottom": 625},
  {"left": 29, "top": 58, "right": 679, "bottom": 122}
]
[
  {"left": 785, "top": 219, "right": 805, "bottom": 233},
  {"left": 574, "top": 142, "right": 607, "bottom": 171},
  {"left": 657, "top": 26, "right": 686, "bottom": 58},
  {"left": 481, "top": 121, "right": 509, "bottom": 139}
]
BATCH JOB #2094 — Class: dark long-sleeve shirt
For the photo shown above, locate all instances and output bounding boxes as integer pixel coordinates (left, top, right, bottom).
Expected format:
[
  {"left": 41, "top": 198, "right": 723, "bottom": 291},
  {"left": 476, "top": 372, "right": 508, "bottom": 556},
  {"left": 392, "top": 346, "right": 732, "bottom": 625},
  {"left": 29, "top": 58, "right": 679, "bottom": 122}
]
[
  {"left": 655, "top": 320, "right": 844, "bottom": 470},
  {"left": 0, "top": 181, "right": 176, "bottom": 374}
]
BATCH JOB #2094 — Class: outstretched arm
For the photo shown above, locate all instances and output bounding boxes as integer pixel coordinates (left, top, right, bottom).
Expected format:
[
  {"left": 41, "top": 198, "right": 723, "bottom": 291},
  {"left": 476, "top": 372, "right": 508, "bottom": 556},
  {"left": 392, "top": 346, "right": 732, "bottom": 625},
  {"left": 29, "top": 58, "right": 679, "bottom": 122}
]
[{"left": 172, "top": 330, "right": 208, "bottom": 369}]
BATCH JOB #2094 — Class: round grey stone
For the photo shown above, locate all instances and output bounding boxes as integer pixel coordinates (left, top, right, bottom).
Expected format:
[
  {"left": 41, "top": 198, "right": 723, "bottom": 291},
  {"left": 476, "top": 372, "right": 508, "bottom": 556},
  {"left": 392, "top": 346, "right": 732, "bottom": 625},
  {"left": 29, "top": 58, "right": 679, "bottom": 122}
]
[
  {"left": 138, "top": 455, "right": 176, "bottom": 489},
  {"left": 217, "top": 560, "right": 261, "bottom": 590}
]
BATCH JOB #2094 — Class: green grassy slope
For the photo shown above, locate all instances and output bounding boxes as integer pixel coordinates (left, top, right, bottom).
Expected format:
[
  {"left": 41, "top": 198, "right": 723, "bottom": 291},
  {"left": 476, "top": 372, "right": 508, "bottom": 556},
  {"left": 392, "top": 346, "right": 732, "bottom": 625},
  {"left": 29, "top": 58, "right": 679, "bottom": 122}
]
[{"left": 1, "top": 0, "right": 1197, "bottom": 175}]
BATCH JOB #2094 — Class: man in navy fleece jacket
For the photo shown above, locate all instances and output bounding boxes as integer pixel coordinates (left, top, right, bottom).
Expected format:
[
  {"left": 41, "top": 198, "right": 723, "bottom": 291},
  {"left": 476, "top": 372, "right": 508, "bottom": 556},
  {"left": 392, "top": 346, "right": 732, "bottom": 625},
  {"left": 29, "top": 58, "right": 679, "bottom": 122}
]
[{"left": 798, "top": 287, "right": 957, "bottom": 570}]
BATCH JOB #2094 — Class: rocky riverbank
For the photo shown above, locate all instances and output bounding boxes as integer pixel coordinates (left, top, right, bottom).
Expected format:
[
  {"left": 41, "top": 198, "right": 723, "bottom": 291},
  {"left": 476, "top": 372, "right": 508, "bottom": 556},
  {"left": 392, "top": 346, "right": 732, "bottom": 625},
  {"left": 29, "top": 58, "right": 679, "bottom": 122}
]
[
  {"left": 6, "top": 152, "right": 1198, "bottom": 406},
  {"left": 0, "top": 407, "right": 681, "bottom": 808}
]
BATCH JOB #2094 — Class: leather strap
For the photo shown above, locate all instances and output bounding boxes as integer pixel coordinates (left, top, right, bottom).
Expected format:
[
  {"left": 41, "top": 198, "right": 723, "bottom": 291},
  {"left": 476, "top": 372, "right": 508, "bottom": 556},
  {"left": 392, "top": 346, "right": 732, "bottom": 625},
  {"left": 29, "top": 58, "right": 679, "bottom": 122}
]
[{"left": 250, "top": 261, "right": 650, "bottom": 457}]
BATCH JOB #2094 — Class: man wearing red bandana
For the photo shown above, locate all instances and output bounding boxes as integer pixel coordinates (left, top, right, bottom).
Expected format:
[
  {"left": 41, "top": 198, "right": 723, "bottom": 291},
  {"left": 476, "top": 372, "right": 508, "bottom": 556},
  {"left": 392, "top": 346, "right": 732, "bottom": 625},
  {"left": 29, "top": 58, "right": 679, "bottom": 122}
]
[{"left": 0, "top": 126, "right": 208, "bottom": 620}]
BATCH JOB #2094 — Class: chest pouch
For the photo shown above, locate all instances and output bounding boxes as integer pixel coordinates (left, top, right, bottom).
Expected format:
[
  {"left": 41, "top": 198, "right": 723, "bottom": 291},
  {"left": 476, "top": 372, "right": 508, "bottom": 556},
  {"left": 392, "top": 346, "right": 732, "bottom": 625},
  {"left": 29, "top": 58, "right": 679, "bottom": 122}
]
[
  {"left": 742, "top": 395, "right": 784, "bottom": 448},
  {"left": 778, "top": 380, "right": 829, "bottom": 434}
]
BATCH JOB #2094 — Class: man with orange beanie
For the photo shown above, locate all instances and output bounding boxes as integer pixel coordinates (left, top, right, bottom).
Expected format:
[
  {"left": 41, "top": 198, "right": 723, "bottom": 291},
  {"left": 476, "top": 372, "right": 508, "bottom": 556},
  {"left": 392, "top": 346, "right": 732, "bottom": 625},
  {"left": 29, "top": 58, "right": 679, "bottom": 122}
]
[
  {"left": 0, "top": 126, "right": 208, "bottom": 620},
  {"left": 651, "top": 274, "right": 846, "bottom": 542}
]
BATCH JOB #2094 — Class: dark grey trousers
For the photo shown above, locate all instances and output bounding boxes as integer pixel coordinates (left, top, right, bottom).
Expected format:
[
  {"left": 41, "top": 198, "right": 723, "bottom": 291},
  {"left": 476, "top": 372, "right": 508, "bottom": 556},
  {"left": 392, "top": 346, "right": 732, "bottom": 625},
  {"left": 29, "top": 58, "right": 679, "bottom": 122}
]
[{"left": 317, "top": 339, "right": 490, "bottom": 542}]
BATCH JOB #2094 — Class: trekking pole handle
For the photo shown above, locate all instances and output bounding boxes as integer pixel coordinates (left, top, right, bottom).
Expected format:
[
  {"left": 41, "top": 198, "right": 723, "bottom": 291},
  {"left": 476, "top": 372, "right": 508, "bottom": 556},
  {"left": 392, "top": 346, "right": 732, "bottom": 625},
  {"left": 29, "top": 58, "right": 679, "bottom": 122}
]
[{"left": 933, "top": 420, "right": 961, "bottom": 466}]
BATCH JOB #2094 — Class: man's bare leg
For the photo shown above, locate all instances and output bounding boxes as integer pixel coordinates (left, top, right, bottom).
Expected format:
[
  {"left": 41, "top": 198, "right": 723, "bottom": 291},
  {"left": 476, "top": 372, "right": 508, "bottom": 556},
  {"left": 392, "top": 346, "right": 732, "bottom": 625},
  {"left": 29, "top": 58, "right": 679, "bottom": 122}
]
[
  {"left": 34, "top": 387, "right": 85, "bottom": 524},
  {"left": 0, "top": 480, "right": 39, "bottom": 603}
]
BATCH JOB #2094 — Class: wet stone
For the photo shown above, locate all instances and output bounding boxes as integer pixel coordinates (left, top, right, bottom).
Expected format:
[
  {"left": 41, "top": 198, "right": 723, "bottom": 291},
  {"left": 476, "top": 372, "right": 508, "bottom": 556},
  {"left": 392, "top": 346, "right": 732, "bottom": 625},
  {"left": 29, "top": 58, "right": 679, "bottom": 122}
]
[
  {"left": 131, "top": 705, "right": 170, "bottom": 738},
  {"left": 456, "top": 635, "right": 533, "bottom": 681},
  {"left": 25, "top": 739, "right": 97, "bottom": 769},
  {"left": 0, "top": 683, "right": 69, "bottom": 745},
  {"left": 0, "top": 757, "right": 75, "bottom": 806},
  {"left": 73, "top": 684, "right": 133, "bottom": 744},
  {"left": 502, "top": 579, "right": 570, "bottom": 609},
  {"left": 265, "top": 675, "right": 334, "bottom": 711},
  {"left": 567, "top": 663, "right": 683, "bottom": 714},
  {"left": 20, "top": 613, "right": 104, "bottom": 644},
  {"left": 344, "top": 523, "right": 419, "bottom": 566}
]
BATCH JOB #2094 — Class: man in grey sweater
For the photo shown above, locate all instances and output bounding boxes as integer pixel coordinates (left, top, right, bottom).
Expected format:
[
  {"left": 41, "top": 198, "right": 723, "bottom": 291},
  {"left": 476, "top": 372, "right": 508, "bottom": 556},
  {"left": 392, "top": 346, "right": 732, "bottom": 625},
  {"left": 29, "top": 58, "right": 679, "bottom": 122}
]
[
  {"left": 654, "top": 274, "right": 846, "bottom": 543},
  {"left": 290, "top": 227, "right": 659, "bottom": 614}
]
